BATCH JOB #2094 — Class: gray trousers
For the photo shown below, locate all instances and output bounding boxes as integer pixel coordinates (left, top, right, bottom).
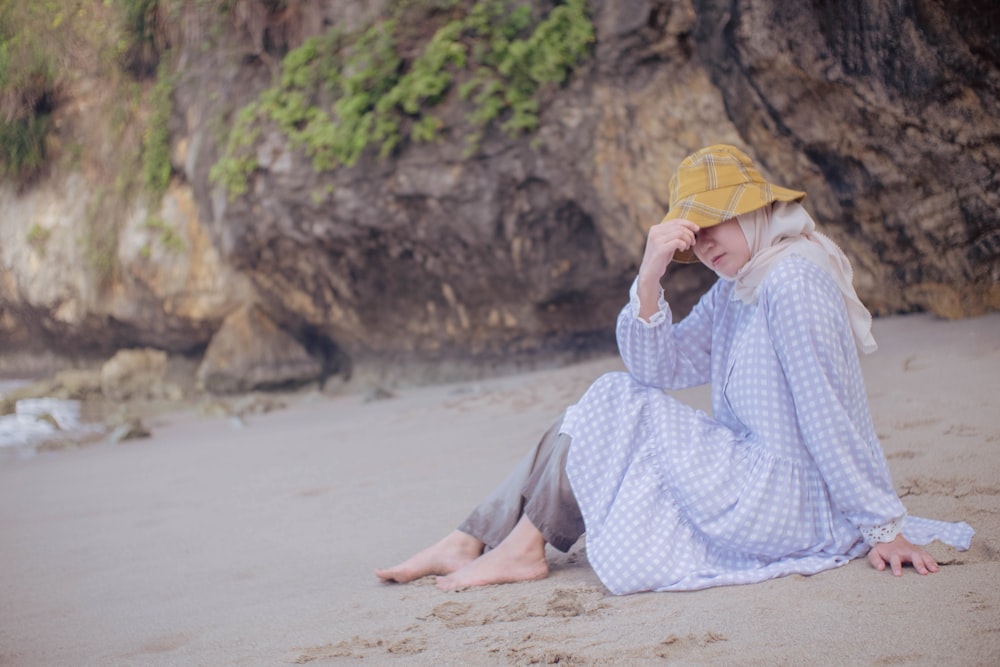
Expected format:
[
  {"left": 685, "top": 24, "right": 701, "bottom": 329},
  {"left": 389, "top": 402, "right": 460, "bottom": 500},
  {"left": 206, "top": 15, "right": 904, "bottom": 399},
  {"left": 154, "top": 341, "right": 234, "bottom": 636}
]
[{"left": 457, "top": 415, "right": 584, "bottom": 553}]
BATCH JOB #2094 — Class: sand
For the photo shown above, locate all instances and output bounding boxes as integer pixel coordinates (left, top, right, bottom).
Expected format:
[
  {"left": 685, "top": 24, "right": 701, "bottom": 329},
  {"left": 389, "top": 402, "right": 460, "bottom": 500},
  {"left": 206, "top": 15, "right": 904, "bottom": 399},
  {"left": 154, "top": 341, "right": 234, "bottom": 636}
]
[{"left": 1, "top": 312, "right": 998, "bottom": 666}]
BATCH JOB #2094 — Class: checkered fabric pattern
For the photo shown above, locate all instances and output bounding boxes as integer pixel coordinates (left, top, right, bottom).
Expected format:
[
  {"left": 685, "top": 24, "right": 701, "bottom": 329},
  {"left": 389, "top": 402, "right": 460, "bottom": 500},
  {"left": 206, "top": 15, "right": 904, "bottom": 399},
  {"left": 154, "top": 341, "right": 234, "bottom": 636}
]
[
  {"left": 561, "top": 255, "right": 974, "bottom": 594},
  {"left": 661, "top": 145, "right": 806, "bottom": 263}
]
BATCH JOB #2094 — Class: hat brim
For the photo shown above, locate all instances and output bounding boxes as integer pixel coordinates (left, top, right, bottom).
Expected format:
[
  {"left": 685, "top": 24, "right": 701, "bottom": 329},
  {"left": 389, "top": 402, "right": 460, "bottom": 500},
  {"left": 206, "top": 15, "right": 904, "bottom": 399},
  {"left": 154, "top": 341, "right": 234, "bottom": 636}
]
[{"left": 663, "top": 183, "right": 806, "bottom": 263}]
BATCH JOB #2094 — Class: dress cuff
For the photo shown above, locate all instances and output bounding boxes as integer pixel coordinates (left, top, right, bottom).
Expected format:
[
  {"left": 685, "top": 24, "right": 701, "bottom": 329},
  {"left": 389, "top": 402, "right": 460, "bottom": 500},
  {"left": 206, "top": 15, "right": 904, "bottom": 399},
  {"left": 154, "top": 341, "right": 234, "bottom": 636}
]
[
  {"left": 860, "top": 514, "right": 905, "bottom": 547},
  {"left": 628, "top": 278, "right": 670, "bottom": 327}
]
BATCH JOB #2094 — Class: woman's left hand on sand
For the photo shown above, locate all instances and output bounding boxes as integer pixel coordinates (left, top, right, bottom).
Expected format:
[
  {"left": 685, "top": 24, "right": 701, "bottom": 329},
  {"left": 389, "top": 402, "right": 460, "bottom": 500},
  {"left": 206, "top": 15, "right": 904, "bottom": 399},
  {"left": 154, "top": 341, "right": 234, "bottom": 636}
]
[{"left": 867, "top": 535, "right": 939, "bottom": 576}]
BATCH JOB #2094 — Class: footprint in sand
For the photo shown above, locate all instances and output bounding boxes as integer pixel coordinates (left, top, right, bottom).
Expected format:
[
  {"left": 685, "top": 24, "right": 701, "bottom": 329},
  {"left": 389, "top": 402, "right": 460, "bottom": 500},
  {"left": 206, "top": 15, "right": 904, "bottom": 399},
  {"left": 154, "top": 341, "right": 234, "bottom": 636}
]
[
  {"left": 290, "top": 634, "right": 427, "bottom": 663},
  {"left": 963, "top": 591, "right": 992, "bottom": 612},
  {"left": 545, "top": 588, "right": 587, "bottom": 617},
  {"left": 424, "top": 600, "right": 475, "bottom": 628},
  {"left": 894, "top": 417, "right": 942, "bottom": 430},
  {"left": 655, "top": 631, "right": 728, "bottom": 657},
  {"left": 499, "top": 642, "right": 589, "bottom": 665},
  {"left": 502, "top": 587, "right": 607, "bottom": 621},
  {"left": 943, "top": 423, "right": 981, "bottom": 437},
  {"left": 900, "top": 476, "right": 1000, "bottom": 499},
  {"left": 426, "top": 587, "right": 608, "bottom": 628}
]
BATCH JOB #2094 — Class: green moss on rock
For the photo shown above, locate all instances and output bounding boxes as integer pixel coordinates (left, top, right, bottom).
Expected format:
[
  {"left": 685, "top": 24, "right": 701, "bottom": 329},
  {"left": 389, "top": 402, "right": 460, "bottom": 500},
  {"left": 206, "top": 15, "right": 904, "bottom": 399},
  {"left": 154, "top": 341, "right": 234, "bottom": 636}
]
[{"left": 211, "top": 0, "right": 594, "bottom": 199}]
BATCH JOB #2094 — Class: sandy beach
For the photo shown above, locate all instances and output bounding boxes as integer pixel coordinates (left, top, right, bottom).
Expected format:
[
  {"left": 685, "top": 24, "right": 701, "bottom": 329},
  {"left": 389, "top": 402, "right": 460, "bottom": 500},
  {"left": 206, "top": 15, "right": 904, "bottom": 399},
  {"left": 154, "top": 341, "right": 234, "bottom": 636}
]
[{"left": 1, "top": 311, "right": 998, "bottom": 666}]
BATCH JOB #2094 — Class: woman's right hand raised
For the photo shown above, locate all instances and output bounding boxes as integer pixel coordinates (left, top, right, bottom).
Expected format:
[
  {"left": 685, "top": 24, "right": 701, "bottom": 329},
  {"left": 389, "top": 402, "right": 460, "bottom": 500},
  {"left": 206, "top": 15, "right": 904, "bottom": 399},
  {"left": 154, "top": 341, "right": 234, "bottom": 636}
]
[{"left": 635, "top": 218, "right": 700, "bottom": 321}]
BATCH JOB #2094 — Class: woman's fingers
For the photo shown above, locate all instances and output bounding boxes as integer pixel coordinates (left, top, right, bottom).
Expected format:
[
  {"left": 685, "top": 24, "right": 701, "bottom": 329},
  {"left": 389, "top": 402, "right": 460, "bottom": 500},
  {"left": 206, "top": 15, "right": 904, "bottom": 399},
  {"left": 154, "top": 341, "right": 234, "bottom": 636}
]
[
  {"left": 868, "top": 540, "right": 940, "bottom": 576},
  {"left": 637, "top": 218, "right": 703, "bottom": 287},
  {"left": 890, "top": 553, "right": 903, "bottom": 576},
  {"left": 911, "top": 549, "right": 939, "bottom": 575},
  {"left": 639, "top": 219, "right": 697, "bottom": 279},
  {"left": 652, "top": 217, "right": 698, "bottom": 237},
  {"left": 659, "top": 217, "right": 701, "bottom": 233},
  {"left": 925, "top": 552, "right": 939, "bottom": 573},
  {"left": 649, "top": 219, "right": 698, "bottom": 252}
]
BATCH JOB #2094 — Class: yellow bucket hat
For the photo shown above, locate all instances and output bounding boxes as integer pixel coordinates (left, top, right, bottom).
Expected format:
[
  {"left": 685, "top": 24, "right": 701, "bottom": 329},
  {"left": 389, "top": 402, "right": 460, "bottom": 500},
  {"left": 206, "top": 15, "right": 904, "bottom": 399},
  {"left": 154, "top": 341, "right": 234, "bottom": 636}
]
[{"left": 663, "top": 144, "right": 806, "bottom": 262}]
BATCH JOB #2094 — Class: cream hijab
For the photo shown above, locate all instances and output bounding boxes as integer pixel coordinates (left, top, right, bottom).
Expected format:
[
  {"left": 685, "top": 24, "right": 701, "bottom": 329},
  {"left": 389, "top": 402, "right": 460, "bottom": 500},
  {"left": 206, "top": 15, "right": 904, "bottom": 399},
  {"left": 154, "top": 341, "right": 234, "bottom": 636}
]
[{"left": 732, "top": 201, "right": 878, "bottom": 354}]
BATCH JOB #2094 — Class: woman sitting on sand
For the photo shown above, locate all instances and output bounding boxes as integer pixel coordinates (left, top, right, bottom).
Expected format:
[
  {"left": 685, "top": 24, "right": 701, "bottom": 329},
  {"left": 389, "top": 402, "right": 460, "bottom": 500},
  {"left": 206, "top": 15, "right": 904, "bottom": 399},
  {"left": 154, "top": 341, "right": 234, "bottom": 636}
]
[{"left": 376, "top": 144, "right": 974, "bottom": 595}]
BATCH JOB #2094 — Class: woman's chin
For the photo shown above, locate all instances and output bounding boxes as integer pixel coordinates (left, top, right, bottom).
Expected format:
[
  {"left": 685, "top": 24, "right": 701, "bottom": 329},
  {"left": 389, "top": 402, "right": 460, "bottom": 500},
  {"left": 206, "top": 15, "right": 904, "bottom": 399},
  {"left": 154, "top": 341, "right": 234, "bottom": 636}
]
[{"left": 713, "top": 266, "right": 737, "bottom": 279}]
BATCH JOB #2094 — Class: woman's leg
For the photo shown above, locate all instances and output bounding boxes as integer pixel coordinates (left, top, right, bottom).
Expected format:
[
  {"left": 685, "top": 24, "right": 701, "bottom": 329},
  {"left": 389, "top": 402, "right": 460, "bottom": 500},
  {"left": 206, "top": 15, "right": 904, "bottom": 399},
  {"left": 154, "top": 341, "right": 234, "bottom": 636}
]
[
  {"left": 458, "top": 415, "right": 582, "bottom": 551},
  {"left": 520, "top": 430, "right": 584, "bottom": 553},
  {"left": 436, "top": 422, "right": 584, "bottom": 590},
  {"left": 376, "top": 415, "right": 582, "bottom": 585},
  {"left": 375, "top": 426, "right": 546, "bottom": 584},
  {"left": 436, "top": 514, "right": 549, "bottom": 590}
]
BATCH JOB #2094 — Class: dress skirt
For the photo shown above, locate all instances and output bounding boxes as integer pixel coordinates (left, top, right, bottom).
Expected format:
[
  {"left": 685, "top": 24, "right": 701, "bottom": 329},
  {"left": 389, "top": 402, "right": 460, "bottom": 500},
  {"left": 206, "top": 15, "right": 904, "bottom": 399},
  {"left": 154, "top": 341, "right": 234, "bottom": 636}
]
[{"left": 562, "top": 372, "right": 865, "bottom": 594}]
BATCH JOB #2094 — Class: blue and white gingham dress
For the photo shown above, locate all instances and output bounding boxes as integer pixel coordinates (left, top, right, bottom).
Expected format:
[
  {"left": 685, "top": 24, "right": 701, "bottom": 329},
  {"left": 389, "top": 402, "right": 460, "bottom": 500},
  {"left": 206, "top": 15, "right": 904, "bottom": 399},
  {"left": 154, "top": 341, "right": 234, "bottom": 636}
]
[{"left": 562, "top": 255, "right": 974, "bottom": 594}]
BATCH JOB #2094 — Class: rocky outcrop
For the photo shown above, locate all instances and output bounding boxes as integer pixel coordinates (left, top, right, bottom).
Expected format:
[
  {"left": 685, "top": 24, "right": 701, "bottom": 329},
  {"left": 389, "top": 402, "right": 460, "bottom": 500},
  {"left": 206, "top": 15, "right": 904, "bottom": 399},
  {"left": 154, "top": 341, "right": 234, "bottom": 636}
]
[
  {"left": 692, "top": 0, "right": 1000, "bottom": 317},
  {"left": 0, "top": 174, "right": 254, "bottom": 354},
  {"left": 101, "top": 348, "right": 183, "bottom": 402},
  {"left": 1, "top": 0, "right": 997, "bottom": 386},
  {"left": 178, "top": 0, "right": 736, "bottom": 378},
  {"left": 196, "top": 305, "right": 323, "bottom": 394}
]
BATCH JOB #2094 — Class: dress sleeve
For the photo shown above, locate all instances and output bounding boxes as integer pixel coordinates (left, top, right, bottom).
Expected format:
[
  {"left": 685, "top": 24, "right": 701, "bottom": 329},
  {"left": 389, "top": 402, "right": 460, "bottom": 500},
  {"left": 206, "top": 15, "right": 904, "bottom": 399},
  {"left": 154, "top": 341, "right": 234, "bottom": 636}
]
[
  {"left": 762, "top": 259, "right": 907, "bottom": 538},
  {"left": 860, "top": 515, "right": 905, "bottom": 546},
  {"left": 615, "top": 277, "right": 716, "bottom": 390}
]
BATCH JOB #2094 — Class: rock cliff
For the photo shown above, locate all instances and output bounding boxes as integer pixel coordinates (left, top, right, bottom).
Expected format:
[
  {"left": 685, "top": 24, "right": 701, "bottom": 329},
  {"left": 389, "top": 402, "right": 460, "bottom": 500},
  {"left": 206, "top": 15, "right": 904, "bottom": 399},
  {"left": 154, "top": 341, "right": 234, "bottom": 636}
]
[{"left": 1, "top": 0, "right": 997, "bottom": 389}]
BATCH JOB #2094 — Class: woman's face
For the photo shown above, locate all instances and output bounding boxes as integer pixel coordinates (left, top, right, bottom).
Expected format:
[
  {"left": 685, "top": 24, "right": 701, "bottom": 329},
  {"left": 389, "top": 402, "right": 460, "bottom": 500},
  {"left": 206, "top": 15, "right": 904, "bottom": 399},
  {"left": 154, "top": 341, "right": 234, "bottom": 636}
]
[{"left": 692, "top": 218, "right": 751, "bottom": 278}]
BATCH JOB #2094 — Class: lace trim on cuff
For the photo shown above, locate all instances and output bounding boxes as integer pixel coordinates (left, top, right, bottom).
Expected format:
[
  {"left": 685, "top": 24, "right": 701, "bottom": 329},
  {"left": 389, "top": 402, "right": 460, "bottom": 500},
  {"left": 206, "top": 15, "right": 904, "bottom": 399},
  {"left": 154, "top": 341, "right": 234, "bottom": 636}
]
[
  {"left": 629, "top": 278, "right": 669, "bottom": 327},
  {"left": 860, "top": 514, "right": 905, "bottom": 547}
]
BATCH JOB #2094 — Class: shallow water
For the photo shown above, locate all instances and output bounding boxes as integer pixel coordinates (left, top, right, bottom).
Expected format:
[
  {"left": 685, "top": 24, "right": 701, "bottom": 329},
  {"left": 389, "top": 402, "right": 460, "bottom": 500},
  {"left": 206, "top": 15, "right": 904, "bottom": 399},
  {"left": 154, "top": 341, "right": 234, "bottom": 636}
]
[{"left": 0, "top": 381, "right": 103, "bottom": 456}]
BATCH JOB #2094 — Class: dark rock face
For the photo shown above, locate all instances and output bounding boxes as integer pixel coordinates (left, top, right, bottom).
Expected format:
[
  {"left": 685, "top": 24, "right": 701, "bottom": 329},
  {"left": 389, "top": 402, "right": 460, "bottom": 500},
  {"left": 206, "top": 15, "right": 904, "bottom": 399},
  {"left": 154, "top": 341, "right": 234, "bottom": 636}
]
[
  {"left": 201, "top": 0, "right": 997, "bottom": 376},
  {"left": 182, "top": 0, "right": 725, "bottom": 377},
  {"left": 213, "top": 126, "right": 633, "bottom": 372},
  {"left": 692, "top": 0, "right": 1000, "bottom": 316},
  {"left": 1, "top": 0, "right": 997, "bottom": 383}
]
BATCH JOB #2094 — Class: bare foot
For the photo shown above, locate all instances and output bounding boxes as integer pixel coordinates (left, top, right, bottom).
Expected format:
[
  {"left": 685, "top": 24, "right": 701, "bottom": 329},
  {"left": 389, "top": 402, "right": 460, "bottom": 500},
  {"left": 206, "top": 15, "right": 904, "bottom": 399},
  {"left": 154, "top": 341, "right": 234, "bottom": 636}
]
[
  {"left": 375, "top": 531, "right": 484, "bottom": 583},
  {"left": 436, "top": 517, "right": 548, "bottom": 591}
]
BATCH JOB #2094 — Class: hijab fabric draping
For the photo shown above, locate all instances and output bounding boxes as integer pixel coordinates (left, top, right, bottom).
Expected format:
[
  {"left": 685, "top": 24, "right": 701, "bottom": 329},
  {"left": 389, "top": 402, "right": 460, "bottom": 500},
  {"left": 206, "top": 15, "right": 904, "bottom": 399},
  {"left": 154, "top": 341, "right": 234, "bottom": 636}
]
[{"left": 734, "top": 201, "right": 878, "bottom": 354}]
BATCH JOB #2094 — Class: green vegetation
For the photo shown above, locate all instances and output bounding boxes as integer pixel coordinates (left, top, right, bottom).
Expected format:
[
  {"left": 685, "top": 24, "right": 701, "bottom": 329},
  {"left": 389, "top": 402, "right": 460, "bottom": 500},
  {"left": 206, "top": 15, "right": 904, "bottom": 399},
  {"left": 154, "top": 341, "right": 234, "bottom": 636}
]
[
  {"left": 26, "top": 223, "right": 51, "bottom": 255},
  {"left": 0, "top": 114, "right": 51, "bottom": 180},
  {"left": 144, "top": 214, "right": 185, "bottom": 253},
  {"left": 212, "top": 0, "right": 594, "bottom": 198},
  {"left": 209, "top": 103, "right": 261, "bottom": 198},
  {"left": 3, "top": 0, "right": 595, "bottom": 213},
  {"left": 0, "top": 0, "right": 178, "bottom": 192},
  {"left": 458, "top": 0, "right": 592, "bottom": 140},
  {"left": 142, "top": 59, "right": 174, "bottom": 202},
  {"left": 0, "top": 1, "right": 57, "bottom": 182},
  {"left": 118, "top": 0, "right": 161, "bottom": 76},
  {"left": 0, "top": 0, "right": 196, "bottom": 293}
]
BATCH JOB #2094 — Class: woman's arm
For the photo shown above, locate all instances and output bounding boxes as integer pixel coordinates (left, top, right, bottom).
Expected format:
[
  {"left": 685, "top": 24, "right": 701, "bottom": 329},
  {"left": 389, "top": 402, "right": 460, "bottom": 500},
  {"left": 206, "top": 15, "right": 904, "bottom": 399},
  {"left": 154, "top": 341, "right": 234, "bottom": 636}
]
[
  {"left": 616, "top": 217, "right": 714, "bottom": 389},
  {"left": 635, "top": 218, "right": 699, "bottom": 320},
  {"left": 764, "top": 258, "right": 936, "bottom": 573},
  {"left": 616, "top": 279, "right": 716, "bottom": 389}
]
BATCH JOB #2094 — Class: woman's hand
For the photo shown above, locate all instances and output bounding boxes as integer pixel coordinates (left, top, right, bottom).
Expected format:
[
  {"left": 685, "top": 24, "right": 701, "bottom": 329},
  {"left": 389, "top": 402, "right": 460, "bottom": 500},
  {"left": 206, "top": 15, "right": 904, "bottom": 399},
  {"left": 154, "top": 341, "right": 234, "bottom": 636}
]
[
  {"left": 636, "top": 218, "right": 700, "bottom": 321},
  {"left": 867, "top": 534, "right": 939, "bottom": 576}
]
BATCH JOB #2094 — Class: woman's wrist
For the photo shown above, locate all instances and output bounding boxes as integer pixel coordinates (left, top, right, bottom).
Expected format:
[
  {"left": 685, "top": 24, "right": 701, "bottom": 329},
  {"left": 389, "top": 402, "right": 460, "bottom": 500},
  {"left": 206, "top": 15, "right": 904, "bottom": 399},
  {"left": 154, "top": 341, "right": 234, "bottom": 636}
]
[
  {"left": 861, "top": 514, "right": 905, "bottom": 547},
  {"left": 635, "top": 276, "right": 663, "bottom": 321}
]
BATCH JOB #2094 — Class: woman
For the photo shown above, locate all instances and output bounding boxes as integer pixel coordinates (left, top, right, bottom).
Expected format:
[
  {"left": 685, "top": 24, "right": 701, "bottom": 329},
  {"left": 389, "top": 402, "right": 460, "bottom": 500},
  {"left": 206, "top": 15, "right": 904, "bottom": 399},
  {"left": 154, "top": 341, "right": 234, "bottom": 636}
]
[{"left": 376, "top": 144, "right": 974, "bottom": 594}]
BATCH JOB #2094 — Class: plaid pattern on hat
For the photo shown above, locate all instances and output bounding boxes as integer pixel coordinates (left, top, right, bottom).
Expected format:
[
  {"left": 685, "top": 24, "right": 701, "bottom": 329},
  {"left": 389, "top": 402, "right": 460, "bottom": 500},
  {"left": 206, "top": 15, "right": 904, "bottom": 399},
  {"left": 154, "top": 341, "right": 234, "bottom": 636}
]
[{"left": 662, "top": 145, "right": 806, "bottom": 263}]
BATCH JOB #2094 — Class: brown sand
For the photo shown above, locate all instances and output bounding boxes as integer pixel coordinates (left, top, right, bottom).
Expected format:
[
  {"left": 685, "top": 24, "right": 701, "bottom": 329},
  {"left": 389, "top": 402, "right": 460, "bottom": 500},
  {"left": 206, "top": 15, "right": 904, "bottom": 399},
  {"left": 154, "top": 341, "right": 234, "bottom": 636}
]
[{"left": 1, "top": 312, "right": 998, "bottom": 666}]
